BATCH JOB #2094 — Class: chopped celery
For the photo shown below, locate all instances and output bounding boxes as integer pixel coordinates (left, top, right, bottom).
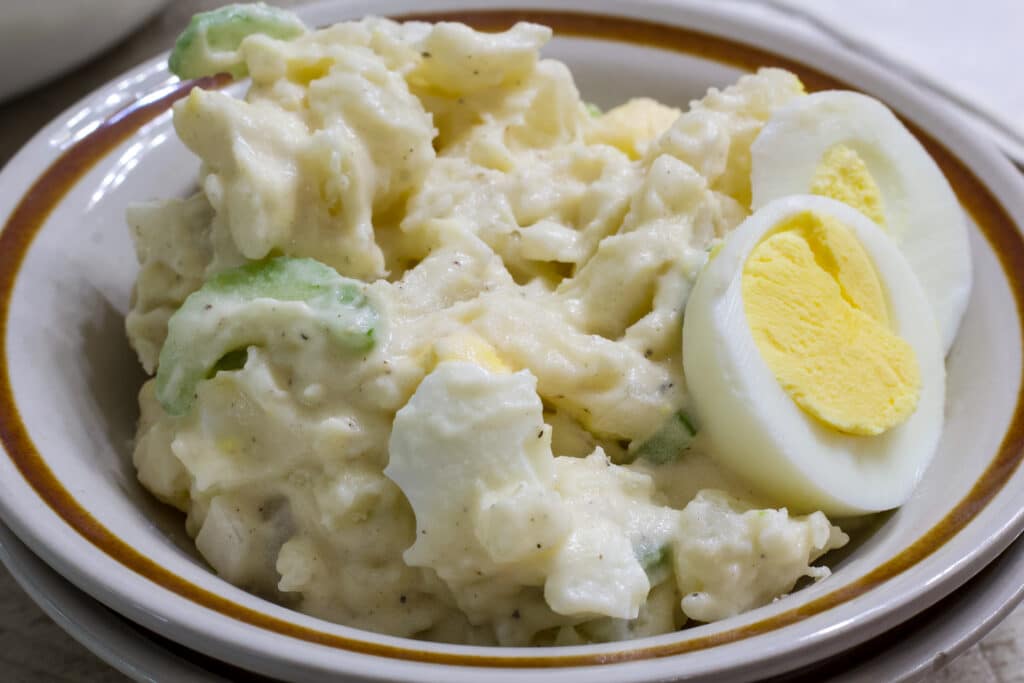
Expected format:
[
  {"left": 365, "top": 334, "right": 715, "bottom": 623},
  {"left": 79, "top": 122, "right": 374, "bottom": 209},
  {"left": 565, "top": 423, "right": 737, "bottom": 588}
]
[
  {"left": 210, "top": 348, "right": 248, "bottom": 374},
  {"left": 155, "top": 257, "right": 377, "bottom": 416},
  {"left": 169, "top": 3, "right": 306, "bottom": 79},
  {"left": 633, "top": 411, "right": 697, "bottom": 464},
  {"left": 636, "top": 543, "right": 672, "bottom": 585}
]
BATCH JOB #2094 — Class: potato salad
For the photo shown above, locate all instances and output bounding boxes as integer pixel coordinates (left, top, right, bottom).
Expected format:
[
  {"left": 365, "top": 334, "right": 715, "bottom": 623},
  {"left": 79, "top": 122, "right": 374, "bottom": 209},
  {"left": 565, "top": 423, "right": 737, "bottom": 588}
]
[{"left": 127, "top": 3, "right": 968, "bottom": 645}]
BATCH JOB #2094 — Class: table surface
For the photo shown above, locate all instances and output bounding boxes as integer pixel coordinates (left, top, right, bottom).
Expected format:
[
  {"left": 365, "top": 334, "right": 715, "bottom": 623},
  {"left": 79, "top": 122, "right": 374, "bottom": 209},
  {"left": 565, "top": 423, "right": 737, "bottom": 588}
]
[{"left": 0, "top": 2, "right": 1022, "bottom": 682}]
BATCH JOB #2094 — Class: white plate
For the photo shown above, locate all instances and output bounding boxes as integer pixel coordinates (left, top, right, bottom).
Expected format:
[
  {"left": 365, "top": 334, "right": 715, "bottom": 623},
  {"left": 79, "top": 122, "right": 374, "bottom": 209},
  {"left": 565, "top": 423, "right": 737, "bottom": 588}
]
[
  {"left": 0, "top": 1, "right": 1023, "bottom": 682},
  {"left": 0, "top": 523, "right": 225, "bottom": 683},
  {"left": 807, "top": 530, "right": 1024, "bottom": 683},
  {"left": 3, "top": 517, "right": 1023, "bottom": 683}
]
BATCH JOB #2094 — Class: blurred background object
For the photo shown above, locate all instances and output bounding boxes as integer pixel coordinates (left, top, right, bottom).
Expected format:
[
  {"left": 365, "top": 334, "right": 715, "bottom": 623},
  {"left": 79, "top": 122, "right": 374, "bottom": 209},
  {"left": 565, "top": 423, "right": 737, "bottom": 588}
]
[
  {"left": 743, "top": 0, "right": 1024, "bottom": 163},
  {"left": 0, "top": 0, "right": 172, "bottom": 103}
]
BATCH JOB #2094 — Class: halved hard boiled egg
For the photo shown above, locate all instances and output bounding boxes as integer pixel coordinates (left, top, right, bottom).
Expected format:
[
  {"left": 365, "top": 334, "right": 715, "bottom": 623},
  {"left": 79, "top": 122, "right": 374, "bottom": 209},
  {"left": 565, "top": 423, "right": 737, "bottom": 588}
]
[
  {"left": 750, "top": 91, "right": 971, "bottom": 352},
  {"left": 682, "top": 195, "right": 945, "bottom": 515}
]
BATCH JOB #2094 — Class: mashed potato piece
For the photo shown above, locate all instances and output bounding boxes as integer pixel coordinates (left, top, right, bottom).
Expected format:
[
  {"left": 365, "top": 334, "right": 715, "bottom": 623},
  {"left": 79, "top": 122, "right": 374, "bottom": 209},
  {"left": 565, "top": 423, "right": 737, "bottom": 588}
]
[{"left": 129, "top": 15, "right": 845, "bottom": 645}]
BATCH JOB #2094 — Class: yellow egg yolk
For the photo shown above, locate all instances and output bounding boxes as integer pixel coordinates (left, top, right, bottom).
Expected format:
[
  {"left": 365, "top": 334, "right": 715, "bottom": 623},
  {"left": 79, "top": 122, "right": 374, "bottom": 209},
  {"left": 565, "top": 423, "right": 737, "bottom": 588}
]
[
  {"left": 742, "top": 211, "right": 920, "bottom": 436},
  {"left": 811, "top": 145, "right": 887, "bottom": 228},
  {"left": 584, "top": 98, "right": 681, "bottom": 159},
  {"left": 432, "top": 333, "right": 509, "bottom": 373}
]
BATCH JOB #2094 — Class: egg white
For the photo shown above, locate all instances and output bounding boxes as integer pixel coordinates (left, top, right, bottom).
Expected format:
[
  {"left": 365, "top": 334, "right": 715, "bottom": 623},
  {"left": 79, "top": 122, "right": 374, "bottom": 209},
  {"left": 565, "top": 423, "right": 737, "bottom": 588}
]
[
  {"left": 682, "top": 195, "right": 945, "bottom": 516},
  {"left": 750, "top": 90, "right": 972, "bottom": 353}
]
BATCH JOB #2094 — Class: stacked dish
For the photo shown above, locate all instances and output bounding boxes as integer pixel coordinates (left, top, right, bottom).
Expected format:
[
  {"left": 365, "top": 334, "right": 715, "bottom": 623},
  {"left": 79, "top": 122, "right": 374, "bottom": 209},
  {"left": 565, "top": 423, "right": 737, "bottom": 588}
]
[{"left": 1, "top": 1, "right": 1023, "bottom": 681}]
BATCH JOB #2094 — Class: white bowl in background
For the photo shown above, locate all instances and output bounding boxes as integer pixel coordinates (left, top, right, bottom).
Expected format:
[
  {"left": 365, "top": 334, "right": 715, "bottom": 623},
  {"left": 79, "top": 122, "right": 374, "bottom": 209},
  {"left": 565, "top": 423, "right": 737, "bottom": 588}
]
[
  {"left": 0, "top": 1, "right": 1023, "bottom": 681},
  {"left": 0, "top": 0, "right": 171, "bottom": 102}
]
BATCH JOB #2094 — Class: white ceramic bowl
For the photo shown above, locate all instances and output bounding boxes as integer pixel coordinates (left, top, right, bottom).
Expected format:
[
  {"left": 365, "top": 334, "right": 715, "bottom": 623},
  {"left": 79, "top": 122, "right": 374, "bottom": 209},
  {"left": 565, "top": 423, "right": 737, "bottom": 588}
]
[
  {"left": 6, "top": 518, "right": 1024, "bottom": 683},
  {"left": 0, "top": 1, "right": 1023, "bottom": 682},
  {"left": 0, "top": 0, "right": 171, "bottom": 102}
]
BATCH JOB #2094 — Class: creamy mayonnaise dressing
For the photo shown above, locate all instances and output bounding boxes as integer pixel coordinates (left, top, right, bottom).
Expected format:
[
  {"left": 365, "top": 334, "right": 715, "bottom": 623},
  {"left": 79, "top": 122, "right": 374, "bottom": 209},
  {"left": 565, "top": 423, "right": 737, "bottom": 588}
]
[{"left": 128, "top": 16, "right": 846, "bottom": 645}]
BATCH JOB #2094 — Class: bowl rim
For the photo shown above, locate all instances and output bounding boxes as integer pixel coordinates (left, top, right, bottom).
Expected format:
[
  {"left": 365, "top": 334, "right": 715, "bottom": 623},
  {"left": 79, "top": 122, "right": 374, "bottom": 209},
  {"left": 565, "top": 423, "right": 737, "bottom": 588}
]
[{"left": 1, "top": 0, "right": 1023, "bottom": 681}]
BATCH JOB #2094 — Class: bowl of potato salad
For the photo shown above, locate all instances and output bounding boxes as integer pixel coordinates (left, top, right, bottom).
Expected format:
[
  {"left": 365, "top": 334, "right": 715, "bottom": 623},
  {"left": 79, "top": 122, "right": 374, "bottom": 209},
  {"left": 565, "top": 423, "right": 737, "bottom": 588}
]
[{"left": 0, "top": 1, "right": 1023, "bottom": 681}]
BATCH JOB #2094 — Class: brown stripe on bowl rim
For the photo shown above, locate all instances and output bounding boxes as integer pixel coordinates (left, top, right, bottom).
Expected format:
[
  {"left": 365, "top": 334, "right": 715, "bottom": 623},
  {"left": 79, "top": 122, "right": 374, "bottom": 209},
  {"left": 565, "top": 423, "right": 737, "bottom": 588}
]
[{"left": 0, "top": 8, "right": 1022, "bottom": 668}]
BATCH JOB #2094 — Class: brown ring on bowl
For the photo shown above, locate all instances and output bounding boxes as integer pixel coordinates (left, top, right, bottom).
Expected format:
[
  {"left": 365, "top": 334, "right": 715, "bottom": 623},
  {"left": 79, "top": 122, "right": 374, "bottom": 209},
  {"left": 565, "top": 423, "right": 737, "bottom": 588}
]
[{"left": 0, "top": 9, "right": 1022, "bottom": 668}]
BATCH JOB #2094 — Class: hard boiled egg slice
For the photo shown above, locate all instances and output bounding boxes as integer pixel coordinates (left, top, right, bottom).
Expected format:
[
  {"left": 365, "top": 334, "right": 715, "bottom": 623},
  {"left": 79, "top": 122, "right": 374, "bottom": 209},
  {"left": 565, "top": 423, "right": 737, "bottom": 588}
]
[
  {"left": 750, "top": 91, "right": 971, "bottom": 352},
  {"left": 682, "top": 195, "right": 945, "bottom": 515}
]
